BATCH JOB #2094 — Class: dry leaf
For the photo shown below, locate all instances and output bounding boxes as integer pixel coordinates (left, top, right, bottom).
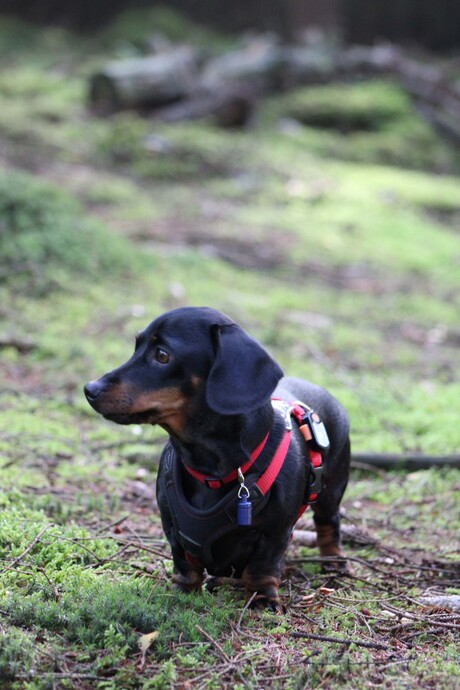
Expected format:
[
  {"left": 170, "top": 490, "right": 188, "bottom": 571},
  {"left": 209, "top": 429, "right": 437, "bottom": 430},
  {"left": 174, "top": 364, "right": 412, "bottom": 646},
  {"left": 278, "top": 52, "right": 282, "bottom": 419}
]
[{"left": 138, "top": 631, "right": 159, "bottom": 668}]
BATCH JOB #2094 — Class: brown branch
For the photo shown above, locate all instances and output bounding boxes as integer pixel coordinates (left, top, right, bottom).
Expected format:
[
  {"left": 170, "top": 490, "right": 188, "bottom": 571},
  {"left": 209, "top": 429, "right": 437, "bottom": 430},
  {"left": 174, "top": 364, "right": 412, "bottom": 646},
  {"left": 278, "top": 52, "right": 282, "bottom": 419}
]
[
  {"left": 195, "top": 625, "right": 232, "bottom": 663},
  {"left": 236, "top": 591, "right": 258, "bottom": 630},
  {"left": 37, "top": 567, "right": 61, "bottom": 600},
  {"left": 2, "top": 523, "right": 55, "bottom": 573},
  {"left": 110, "top": 538, "right": 170, "bottom": 560},
  {"left": 195, "top": 625, "right": 250, "bottom": 688},
  {"left": 404, "top": 627, "right": 448, "bottom": 641},
  {"left": 96, "top": 513, "right": 131, "bottom": 534}
]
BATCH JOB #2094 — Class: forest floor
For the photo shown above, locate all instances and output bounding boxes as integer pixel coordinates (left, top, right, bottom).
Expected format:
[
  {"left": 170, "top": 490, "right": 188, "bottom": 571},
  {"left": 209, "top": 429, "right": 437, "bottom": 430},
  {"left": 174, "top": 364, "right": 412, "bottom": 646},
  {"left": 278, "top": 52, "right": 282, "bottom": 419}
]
[{"left": 0, "top": 10, "right": 459, "bottom": 689}]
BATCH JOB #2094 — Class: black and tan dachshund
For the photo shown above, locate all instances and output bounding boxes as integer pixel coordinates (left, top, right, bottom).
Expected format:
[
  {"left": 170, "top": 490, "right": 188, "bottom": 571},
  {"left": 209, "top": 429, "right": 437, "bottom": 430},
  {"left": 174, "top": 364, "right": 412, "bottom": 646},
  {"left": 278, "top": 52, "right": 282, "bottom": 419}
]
[{"left": 84, "top": 307, "right": 350, "bottom": 611}]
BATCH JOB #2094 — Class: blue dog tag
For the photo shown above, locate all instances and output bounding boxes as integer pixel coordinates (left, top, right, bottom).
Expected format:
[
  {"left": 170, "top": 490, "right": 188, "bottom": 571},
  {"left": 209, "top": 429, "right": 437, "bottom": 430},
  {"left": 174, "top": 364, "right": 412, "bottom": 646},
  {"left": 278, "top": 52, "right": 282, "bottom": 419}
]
[
  {"left": 237, "top": 468, "right": 252, "bottom": 526},
  {"left": 237, "top": 495, "right": 252, "bottom": 526}
]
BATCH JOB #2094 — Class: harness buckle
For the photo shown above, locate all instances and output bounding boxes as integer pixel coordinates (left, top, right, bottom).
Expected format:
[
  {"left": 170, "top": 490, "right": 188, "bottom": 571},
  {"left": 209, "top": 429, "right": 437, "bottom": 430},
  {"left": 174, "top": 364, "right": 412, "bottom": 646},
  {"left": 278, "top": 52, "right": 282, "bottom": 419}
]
[{"left": 309, "top": 463, "right": 323, "bottom": 495}]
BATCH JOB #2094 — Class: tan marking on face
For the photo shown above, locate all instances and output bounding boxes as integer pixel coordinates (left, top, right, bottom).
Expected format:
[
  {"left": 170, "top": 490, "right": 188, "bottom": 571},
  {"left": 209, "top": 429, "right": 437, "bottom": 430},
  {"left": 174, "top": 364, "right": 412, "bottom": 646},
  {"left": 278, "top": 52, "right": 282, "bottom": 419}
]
[
  {"left": 131, "top": 388, "right": 186, "bottom": 416},
  {"left": 91, "top": 381, "right": 188, "bottom": 434},
  {"left": 133, "top": 388, "right": 188, "bottom": 435}
]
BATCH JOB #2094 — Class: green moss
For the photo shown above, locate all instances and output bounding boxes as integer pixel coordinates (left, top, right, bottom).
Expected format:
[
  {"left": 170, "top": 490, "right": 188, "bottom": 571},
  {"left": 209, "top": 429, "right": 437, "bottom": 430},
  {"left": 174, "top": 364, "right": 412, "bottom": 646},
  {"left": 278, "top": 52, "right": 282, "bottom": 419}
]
[
  {"left": 262, "top": 80, "right": 460, "bottom": 173},
  {"left": 0, "top": 627, "right": 35, "bottom": 682},
  {"left": 0, "top": 169, "right": 141, "bottom": 293},
  {"left": 266, "top": 80, "right": 409, "bottom": 131},
  {"left": 93, "top": 118, "right": 250, "bottom": 181}
]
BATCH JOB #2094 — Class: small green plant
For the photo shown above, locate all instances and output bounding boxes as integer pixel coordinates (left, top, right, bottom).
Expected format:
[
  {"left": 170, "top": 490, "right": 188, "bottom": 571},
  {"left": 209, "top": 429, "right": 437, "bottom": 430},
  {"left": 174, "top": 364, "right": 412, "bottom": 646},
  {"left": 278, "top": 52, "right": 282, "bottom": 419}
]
[
  {"left": 142, "top": 659, "right": 178, "bottom": 690},
  {"left": 0, "top": 627, "right": 35, "bottom": 681}
]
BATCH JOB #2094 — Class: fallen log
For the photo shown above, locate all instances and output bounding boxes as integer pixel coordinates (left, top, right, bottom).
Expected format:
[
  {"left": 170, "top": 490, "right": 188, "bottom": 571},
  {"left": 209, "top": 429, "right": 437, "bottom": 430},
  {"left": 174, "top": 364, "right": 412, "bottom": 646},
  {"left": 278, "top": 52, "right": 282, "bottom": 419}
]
[
  {"left": 155, "top": 87, "right": 254, "bottom": 127},
  {"left": 352, "top": 453, "right": 460, "bottom": 470},
  {"left": 341, "top": 44, "right": 460, "bottom": 143},
  {"left": 88, "top": 46, "right": 199, "bottom": 115},
  {"left": 0, "top": 335, "right": 37, "bottom": 353},
  {"left": 418, "top": 595, "right": 460, "bottom": 612},
  {"left": 292, "top": 524, "right": 377, "bottom": 548},
  {"left": 87, "top": 36, "right": 460, "bottom": 142},
  {"left": 199, "top": 34, "right": 285, "bottom": 96}
]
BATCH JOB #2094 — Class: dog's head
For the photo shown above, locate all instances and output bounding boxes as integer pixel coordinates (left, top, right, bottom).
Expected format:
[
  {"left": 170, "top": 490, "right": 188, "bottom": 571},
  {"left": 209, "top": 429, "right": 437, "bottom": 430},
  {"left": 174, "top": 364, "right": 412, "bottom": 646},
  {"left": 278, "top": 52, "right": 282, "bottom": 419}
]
[{"left": 84, "top": 307, "right": 283, "bottom": 434}]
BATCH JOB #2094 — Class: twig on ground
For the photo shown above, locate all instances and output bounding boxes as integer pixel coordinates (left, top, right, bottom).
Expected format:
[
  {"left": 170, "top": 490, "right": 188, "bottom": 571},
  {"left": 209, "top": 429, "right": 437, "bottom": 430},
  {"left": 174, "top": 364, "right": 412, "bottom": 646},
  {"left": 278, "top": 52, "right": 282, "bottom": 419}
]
[
  {"left": 195, "top": 625, "right": 250, "bottom": 688},
  {"left": 112, "top": 537, "right": 170, "bottom": 560},
  {"left": 37, "top": 567, "right": 61, "bottom": 600},
  {"left": 404, "top": 627, "right": 448, "bottom": 640},
  {"left": 97, "top": 513, "right": 131, "bottom": 533},
  {"left": 236, "top": 591, "right": 258, "bottom": 630},
  {"left": 195, "top": 624, "right": 232, "bottom": 663},
  {"left": 2, "top": 523, "right": 55, "bottom": 573}
]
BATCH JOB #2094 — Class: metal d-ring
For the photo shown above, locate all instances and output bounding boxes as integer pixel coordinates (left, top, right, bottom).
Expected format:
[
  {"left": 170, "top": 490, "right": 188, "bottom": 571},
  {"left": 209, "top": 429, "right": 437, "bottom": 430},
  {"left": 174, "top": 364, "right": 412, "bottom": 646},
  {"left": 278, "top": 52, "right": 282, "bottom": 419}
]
[{"left": 237, "top": 467, "right": 250, "bottom": 499}]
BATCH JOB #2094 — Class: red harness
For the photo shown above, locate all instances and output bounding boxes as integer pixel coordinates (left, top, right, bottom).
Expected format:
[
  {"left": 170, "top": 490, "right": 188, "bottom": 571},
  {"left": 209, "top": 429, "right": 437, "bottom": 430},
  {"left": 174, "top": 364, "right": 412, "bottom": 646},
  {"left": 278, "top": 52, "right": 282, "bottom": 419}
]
[
  {"left": 181, "top": 401, "right": 324, "bottom": 516},
  {"left": 183, "top": 432, "right": 269, "bottom": 489}
]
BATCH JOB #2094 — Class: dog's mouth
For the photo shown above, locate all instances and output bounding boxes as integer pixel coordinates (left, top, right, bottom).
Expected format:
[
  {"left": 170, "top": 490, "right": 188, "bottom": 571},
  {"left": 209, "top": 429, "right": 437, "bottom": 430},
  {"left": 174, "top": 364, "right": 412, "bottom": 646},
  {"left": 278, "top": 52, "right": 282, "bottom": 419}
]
[
  {"left": 85, "top": 382, "right": 187, "bottom": 430},
  {"left": 101, "top": 395, "right": 187, "bottom": 428},
  {"left": 102, "top": 408, "right": 163, "bottom": 425}
]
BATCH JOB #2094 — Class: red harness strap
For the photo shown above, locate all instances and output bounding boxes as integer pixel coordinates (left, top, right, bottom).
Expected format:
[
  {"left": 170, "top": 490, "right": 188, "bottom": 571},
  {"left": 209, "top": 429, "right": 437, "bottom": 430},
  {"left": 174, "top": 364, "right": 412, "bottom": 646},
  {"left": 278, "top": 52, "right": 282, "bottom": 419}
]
[
  {"left": 182, "top": 432, "right": 269, "bottom": 489},
  {"left": 182, "top": 402, "right": 323, "bottom": 513},
  {"left": 289, "top": 403, "right": 324, "bottom": 519},
  {"left": 255, "top": 428, "right": 291, "bottom": 494}
]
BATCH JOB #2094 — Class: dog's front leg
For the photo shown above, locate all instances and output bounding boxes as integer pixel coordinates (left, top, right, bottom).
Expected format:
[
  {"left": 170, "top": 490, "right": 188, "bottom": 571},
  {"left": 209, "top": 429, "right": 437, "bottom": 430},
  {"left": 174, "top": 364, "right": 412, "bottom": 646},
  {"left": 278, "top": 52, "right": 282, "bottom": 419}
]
[
  {"left": 159, "top": 504, "right": 205, "bottom": 591},
  {"left": 170, "top": 542, "right": 205, "bottom": 592},
  {"left": 241, "top": 531, "right": 291, "bottom": 613}
]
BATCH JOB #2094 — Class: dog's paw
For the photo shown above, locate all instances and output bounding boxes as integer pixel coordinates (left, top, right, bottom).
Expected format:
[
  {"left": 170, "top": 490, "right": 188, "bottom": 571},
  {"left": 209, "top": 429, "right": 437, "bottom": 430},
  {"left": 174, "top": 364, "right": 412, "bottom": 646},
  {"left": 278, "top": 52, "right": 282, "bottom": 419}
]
[
  {"left": 243, "top": 575, "right": 285, "bottom": 614},
  {"left": 321, "top": 553, "right": 353, "bottom": 575},
  {"left": 317, "top": 537, "right": 353, "bottom": 574},
  {"left": 172, "top": 570, "right": 204, "bottom": 592},
  {"left": 248, "top": 593, "right": 286, "bottom": 615}
]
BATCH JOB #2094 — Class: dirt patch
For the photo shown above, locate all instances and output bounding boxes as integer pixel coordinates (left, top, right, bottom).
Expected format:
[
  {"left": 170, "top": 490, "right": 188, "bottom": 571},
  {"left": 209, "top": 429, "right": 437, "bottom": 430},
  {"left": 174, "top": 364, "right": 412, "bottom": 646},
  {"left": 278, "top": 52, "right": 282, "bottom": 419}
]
[
  {"left": 422, "top": 205, "right": 460, "bottom": 232},
  {"left": 133, "top": 218, "right": 433, "bottom": 296}
]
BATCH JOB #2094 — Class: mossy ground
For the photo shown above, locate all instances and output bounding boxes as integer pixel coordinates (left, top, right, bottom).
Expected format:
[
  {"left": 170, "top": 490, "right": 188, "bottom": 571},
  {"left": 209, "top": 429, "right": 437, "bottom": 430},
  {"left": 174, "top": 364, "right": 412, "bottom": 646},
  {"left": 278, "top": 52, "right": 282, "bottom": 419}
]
[{"left": 0, "top": 12, "right": 459, "bottom": 689}]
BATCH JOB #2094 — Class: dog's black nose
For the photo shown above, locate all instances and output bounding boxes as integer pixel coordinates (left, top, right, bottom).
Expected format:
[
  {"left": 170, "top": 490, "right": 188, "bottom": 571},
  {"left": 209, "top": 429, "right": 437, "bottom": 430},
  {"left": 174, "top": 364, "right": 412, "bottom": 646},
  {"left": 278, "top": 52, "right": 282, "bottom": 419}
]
[{"left": 84, "top": 380, "right": 103, "bottom": 402}]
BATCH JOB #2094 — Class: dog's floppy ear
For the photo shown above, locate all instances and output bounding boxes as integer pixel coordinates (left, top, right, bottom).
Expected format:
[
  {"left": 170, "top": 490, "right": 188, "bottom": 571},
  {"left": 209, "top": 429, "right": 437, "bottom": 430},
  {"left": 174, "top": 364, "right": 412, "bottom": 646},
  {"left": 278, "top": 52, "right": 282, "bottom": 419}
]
[{"left": 206, "top": 324, "right": 283, "bottom": 415}]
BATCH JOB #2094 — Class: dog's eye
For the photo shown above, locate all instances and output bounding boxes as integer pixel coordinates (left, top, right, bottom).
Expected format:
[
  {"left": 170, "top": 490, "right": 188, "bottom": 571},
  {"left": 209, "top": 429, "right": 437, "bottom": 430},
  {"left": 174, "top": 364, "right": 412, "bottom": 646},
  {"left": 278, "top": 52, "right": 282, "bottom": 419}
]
[{"left": 155, "top": 348, "right": 170, "bottom": 364}]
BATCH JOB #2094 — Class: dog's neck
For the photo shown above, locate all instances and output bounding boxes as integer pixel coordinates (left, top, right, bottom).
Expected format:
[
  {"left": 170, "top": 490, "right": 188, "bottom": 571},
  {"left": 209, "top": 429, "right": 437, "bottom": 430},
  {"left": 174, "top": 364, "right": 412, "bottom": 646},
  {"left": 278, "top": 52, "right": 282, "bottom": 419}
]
[{"left": 163, "top": 400, "right": 274, "bottom": 477}]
